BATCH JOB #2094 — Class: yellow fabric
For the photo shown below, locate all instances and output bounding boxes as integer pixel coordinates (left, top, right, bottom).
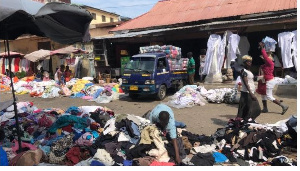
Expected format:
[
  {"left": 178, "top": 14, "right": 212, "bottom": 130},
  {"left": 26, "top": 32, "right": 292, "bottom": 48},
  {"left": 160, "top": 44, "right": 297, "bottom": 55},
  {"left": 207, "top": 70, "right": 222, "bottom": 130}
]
[
  {"left": 16, "top": 91, "right": 29, "bottom": 95},
  {"left": 71, "top": 79, "right": 90, "bottom": 93}
]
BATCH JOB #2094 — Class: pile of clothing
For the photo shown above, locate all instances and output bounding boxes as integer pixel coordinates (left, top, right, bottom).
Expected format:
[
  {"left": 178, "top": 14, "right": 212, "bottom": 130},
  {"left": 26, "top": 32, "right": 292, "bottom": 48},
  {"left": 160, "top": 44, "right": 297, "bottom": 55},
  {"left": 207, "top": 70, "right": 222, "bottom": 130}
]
[
  {"left": 0, "top": 74, "right": 12, "bottom": 92},
  {"left": 139, "top": 45, "right": 188, "bottom": 71},
  {"left": 139, "top": 45, "right": 182, "bottom": 59},
  {"left": 167, "top": 85, "right": 207, "bottom": 109},
  {"left": 2, "top": 76, "right": 124, "bottom": 104},
  {"left": 0, "top": 102, "right": 296, "bottom": 166},
  {"left": 167, "top": 85, "right": 238, "bottom": 108}
]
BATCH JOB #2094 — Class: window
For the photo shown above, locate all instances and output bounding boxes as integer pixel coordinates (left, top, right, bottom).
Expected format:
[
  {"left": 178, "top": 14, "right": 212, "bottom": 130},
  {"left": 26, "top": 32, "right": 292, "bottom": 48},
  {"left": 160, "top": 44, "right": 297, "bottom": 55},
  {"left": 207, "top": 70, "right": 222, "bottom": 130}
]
[
  {"left": 92, "top": 13, "right": 96, "bottom": 20},
  {"left": 102, "top": 15, "right": 106, "bottom": 22},
  {"left": 157, "top": 58, "right": 166, "bottom": 69},
  {"left": 110, "top": 17, "right": 114, "bottom": 22}
]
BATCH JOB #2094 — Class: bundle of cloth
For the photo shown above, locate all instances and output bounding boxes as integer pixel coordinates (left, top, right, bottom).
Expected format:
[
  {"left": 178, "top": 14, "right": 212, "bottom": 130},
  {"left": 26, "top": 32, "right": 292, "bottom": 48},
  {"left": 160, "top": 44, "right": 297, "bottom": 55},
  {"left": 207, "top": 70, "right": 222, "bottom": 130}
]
[{"left": 167, "top": 85, "right": 207, "bottom": 109}]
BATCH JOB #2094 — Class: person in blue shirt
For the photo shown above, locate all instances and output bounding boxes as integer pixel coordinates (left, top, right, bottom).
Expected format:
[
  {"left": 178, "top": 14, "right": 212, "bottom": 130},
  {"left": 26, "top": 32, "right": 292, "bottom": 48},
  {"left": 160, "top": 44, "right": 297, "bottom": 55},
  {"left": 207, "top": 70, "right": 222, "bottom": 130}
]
[{"left": 147, "top": 104, "right": 181, "bottom": 164}]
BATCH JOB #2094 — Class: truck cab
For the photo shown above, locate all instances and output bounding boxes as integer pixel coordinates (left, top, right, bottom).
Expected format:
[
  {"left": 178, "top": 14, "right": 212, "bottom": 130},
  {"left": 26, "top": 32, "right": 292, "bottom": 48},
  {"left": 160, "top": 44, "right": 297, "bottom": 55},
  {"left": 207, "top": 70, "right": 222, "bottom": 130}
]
[{"left": 121, "top": 53, "right": 187, "bottom": 100}]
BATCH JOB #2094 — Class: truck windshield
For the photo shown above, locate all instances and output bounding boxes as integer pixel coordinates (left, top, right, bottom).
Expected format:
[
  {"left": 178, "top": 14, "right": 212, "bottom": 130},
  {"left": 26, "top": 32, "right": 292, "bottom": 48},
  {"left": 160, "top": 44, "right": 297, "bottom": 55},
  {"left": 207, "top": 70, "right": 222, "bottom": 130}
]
[{"left": 124, "top": 57, "right": 155, "bottom": 73}]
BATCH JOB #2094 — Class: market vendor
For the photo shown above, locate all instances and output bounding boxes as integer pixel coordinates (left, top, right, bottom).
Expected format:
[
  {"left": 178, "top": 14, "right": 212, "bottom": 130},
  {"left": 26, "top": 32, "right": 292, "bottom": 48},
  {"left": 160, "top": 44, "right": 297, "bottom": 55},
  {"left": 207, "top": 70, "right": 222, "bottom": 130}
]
[
  {"left": 64, "top": 65, "right": 72, "bottom": 82},
  {"left": 145, "top": 104, "right": 181, "bottom": 164},
  {"left": 55, "top": 65, "right": 65, "bottom": 85}
]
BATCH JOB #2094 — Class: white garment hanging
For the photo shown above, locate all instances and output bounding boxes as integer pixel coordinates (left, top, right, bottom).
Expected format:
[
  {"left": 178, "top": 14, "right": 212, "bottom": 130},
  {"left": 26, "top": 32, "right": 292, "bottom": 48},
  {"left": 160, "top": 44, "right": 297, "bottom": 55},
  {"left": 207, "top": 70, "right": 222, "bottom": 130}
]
[
  {"left": 202, "top": 34, "right": 222, "bottom": 75},
  {"left": 237, "top": 36, "right": 250, "bottom": 65},
  {"left": 278, "top": 32, "right": 295, "bottom": 68},
  {"left": 292, "top": 30, "right": 297, "bottom": 70},
  {"left": 10, "top": 58, "right": 15, "bottom": 72},
  {"left": 217, "top": 32, "right": 227, "bottom": 72},
  {"left": 227, "top": 34, "right": 240, "bottom": 66}
]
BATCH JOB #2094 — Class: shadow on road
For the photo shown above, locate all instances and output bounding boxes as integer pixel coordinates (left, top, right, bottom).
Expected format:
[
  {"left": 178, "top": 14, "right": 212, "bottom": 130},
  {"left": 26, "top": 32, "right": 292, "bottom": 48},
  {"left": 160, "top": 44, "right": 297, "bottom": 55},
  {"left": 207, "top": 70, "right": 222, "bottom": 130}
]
[{"left": 210, "top": 113, "right": 236, "bottom": 127}]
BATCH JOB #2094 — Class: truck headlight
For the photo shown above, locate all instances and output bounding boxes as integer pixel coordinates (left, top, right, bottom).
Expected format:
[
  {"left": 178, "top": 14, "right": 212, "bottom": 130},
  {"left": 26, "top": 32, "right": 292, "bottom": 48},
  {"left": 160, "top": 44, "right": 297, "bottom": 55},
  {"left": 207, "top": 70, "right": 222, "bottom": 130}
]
[
  {"left": 122, "top": 79, "right": 128, "bottom": 84},
  {"left": 145, "top": 80, "right": 155, "bottom": 84}
]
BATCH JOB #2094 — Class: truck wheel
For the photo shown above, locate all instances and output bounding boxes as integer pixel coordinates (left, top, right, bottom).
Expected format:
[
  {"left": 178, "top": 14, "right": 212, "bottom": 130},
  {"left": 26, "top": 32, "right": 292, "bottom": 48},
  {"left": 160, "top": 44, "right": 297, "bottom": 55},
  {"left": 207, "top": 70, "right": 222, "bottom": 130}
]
[
  {"left": 129, "top": 93, "right": 139, "bottom": 99},
  {"left": 157, "top": 85, "right": 167, "bottom": 100}
]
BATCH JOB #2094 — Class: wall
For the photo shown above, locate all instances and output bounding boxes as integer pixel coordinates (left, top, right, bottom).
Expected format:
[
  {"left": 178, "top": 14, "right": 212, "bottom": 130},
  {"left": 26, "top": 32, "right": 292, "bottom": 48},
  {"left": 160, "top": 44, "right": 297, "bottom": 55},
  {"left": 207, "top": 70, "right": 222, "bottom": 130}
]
[
  {"left": 88, "top": 8, "right": 119, "bottom": 25},
  {"left": 0, "top": 37, "right": 64, "bottom": 54},
  {"left": 89, "top": 27, "right": 113, "bottom": 38}
]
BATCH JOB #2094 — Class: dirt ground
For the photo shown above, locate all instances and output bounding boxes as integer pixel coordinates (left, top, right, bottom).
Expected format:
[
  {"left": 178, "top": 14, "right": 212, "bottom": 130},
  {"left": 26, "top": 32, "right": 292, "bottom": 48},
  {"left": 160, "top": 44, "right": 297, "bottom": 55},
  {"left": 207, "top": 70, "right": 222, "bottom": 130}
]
[{"left": 0, "top": 82, "right": 297, "bottom": 136}]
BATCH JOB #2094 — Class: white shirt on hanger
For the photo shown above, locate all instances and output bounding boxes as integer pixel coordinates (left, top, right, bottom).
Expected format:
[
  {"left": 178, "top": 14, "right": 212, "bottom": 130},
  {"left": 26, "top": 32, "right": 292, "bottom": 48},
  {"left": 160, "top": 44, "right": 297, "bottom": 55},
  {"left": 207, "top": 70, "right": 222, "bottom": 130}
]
[{"left": 278, "top": 32, "right": 295, "bottom": 68}]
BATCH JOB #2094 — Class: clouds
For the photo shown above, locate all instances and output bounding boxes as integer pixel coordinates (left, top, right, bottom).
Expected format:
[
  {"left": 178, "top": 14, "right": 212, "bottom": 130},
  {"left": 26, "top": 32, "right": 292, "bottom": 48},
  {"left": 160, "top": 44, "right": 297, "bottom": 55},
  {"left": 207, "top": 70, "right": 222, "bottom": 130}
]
[{"left": 71, "top": 0, "right": 159, "bottom": 18}]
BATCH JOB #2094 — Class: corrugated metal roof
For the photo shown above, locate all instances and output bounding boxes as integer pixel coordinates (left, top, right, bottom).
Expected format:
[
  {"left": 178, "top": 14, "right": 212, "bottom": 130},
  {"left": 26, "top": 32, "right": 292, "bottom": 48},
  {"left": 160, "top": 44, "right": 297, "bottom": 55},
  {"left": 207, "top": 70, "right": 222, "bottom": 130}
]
[
  {"left": 111, "top": 0, "right": 296, "bottom": 32},
  {"left": 95, "top": 12, "right": 296, "bottom": 40}
]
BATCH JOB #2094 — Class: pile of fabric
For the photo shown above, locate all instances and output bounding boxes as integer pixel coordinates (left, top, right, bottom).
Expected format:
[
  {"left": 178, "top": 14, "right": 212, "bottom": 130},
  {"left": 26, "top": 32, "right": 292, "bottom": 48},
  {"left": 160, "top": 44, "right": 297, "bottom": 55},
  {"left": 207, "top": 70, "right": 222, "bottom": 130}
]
[
  {"left": 167, "top": 85, "right": 207, "bottom": 109},
  {"left": 167, "top": 85, "right": 238, "bottom": 108},
  {"left": 3, "top": 77, "right": 124, "bottom": 104},
  {"left": 68, "top": 78, "right": 123, "bottom": 104},
  {"left": 139, "top": 45, "right": 182, "bottom": 59},
  {"left": 0, "top": 102, "right": 297, "bottom": 166},
  {"left": 0, "top": 74, "right": 11, "bottom": 92},
  {"left": 139, "top": 45, "right": 188, "bottom": 71}
]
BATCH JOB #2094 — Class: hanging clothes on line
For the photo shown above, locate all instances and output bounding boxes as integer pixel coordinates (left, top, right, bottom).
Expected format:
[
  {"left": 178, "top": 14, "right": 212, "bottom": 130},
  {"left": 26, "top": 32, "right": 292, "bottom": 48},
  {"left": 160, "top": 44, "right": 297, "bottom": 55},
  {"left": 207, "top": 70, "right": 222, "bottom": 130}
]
[
  {"left": 226, "top": 33, "right": 240, "bottom": 68},
  {"left": 14, "top": 58, "right": 20, "bottom": 72},
  {"left": 202, "top": 34, "right": 222, "bottom": 75},
  {"left": 237, "top": 36, "right": 250, "bottom": 65},
  {"left": 278, "top": 31, "right": 295, "bottom": 69},
  {"left": 291, "top": 30, "right": 297, "bottom": 71}
]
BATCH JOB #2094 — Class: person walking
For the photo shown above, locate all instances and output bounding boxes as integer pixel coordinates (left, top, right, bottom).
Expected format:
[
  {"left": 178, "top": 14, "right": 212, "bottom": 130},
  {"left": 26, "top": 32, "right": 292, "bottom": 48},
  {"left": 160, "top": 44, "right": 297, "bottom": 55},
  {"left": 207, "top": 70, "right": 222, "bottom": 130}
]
[
  {"left": 187, "top": 52, "right": 195, "bottom": 85},
  {"left": 256, "top": 42, "right": 289, "bottom": 115},
  {"left": 237, "top": 55, "right": 261, "bottom": 120}
]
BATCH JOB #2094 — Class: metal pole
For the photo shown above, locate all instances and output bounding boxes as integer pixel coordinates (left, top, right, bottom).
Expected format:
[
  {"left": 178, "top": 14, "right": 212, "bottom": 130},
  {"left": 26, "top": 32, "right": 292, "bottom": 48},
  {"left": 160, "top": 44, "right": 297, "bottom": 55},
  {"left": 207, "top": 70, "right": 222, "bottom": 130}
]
[{"left": 5, "top": 33, "right": 22, "bottom": 153}]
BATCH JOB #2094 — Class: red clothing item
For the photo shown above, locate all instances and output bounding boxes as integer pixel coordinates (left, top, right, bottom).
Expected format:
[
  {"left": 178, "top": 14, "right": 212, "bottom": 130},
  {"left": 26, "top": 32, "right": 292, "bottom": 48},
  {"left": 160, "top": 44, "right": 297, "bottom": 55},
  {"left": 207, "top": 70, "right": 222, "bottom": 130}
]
[
  {"left": 150, "top": 161, "right": 175, "bottom": 166},
  {"left": 14, "top": 58, "right": 20, "bottom": 72},
  {"left": 256, "top": 80, "right": 266, "bottom": 95},
  {"left": 261, "top": 49, "right": 274, "bottom": 81}
]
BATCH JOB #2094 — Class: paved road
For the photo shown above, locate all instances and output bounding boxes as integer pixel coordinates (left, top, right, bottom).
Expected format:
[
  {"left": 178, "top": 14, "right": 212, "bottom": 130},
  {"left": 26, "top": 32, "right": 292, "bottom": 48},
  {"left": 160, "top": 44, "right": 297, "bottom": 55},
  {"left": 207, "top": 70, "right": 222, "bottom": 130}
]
[{"left": 0, "top": 83, "right": 297, "bottom": 135}]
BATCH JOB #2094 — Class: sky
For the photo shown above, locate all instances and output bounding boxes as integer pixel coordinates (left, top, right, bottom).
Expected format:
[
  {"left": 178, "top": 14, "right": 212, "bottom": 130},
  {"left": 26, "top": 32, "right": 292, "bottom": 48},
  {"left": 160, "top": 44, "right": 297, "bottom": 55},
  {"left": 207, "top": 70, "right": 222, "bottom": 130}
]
[{"left": 71, "top": 0, "right": 160, "bottom": 19}]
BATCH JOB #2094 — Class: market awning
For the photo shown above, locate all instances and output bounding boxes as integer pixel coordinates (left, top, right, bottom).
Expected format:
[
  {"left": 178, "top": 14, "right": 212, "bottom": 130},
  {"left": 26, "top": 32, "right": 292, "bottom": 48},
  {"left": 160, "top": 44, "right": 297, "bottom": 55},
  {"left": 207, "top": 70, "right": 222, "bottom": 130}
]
[
  {"left": 50, "top": 45, "right": 87, "bottom": 55},
  {"left": 24, "top": 49, "right": 51, "bottom": 62},
  {"left": 0, "top": 51, "right": 24, "bottom": 58}
]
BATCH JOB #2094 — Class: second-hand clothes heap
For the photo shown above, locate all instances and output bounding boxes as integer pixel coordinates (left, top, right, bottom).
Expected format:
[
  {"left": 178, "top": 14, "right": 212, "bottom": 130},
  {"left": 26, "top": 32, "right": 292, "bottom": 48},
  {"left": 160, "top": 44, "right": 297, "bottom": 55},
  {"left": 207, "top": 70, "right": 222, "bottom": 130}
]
[{"left": 0, "top": 102, "right": 297, "bottom": 166}]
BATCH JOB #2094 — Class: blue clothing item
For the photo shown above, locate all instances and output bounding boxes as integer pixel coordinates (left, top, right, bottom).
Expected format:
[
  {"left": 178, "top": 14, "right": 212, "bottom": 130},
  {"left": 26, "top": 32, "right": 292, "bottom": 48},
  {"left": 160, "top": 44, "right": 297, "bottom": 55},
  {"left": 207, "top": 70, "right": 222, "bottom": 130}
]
[
  {"left": 48, "top": 115, "right": 89, "bottom": 133},
  {"left": 93, "top": 89, "right": 103, "bottom": 99},
  {"left": 70, "top": 92, "right": 85, "bottom": 98},
  {"left": 38, "top": 145, "right": 51, "bottom": 155},
  {"left": 213, "top": 152, "right": 229, "bottom": 163},
  {"left": 0, "top": 146, "right": 8, "bottom": 166},
  {"left": 34, "top": 79, "right": 42, "bottom": 82},
  {"left": 123, "top": 160, "right": 133, "bottom": 166},
  {"left": 91, "top": 131, "right": 99, "bottom": 139},
  {"left": 149, "top": 104, "right": 177, "bottom": 139},
  {"left": 85, "top": 83, "right": 94, "bottom": 87},
  {"left": 66, "top": 106, "right": 80, "bottom": 115},
  {"left": 175, "top": 121, "right": 186, "bottom": 128},
  {"left": 90, "top": 160, "right": 105, "bottom": 166},
  {"left": 73, "top": 132, "right": 83, "bottom": 142}
]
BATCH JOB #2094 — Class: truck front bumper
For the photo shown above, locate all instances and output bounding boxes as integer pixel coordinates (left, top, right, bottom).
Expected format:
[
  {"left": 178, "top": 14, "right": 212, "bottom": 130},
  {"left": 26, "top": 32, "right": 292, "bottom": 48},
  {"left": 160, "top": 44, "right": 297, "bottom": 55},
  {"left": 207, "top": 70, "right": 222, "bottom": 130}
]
[{"left": 121, "top": 84, "right": 156, "bottom": 94}]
